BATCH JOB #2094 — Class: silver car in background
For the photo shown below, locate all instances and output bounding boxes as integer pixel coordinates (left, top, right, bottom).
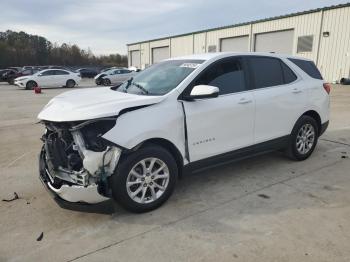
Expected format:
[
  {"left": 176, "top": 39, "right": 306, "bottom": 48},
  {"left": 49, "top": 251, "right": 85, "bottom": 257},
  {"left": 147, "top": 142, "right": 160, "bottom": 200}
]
[{"left": 101, "top": 68, "right": 137, "bottom": 86}]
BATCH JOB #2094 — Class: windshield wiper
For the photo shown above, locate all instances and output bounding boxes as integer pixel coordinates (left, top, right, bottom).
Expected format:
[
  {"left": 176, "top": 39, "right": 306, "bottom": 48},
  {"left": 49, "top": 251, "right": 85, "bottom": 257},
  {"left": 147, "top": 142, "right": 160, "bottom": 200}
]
[
  {"left": 131, "top": 82, "right": 149, "bottom": 95},
  {"left": 121, "top": 78, "right": 148, "bottom": 95},
  {"left": 123, "top": 77, "right": 133, "bottom": 92}
]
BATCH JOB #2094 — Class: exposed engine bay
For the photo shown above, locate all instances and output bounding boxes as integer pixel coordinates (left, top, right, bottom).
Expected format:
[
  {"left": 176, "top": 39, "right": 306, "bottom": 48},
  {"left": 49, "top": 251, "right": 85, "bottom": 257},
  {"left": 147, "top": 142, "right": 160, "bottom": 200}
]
[{"left": 39, "top": 118, "right": 121, "bottom": 202}]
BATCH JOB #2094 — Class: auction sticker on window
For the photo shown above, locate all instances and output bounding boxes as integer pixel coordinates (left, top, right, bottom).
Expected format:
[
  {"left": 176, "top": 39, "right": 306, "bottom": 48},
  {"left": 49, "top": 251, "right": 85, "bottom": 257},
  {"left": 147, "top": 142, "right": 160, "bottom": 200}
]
[{"left": 180, "top": 63, "right": 201, "bottom": 69}]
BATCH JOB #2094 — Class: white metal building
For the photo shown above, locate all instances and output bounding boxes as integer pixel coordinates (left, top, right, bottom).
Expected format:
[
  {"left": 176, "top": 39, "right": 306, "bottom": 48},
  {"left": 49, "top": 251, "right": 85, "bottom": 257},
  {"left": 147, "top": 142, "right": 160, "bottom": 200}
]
[{"left": 127, "top": 3, "right": 350, "bottom": 82}]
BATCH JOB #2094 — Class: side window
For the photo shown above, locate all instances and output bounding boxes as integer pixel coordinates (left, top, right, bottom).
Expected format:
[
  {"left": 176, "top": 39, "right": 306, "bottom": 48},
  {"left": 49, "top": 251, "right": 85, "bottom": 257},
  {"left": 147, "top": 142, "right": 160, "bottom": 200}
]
[
  {"left": 41, "top": 70, "right": 54, "bottom": 76},
  {"left": 281, "top": 62, "right": 297, "bottom": 84},
  {"left": 55, "top": 70, "right": 69, "bottom": 75},
  {"left": 192, "top": 58, "right": 246, "bottom": 95},
  {"left": 288, "top": 58, "right": 323, "bottom": 80},
  {"left": 248, "top": 57, "right": 284, "bottom": 89},
  {"left": 22, "top": 69, "right": 31, "bottom": 74}
]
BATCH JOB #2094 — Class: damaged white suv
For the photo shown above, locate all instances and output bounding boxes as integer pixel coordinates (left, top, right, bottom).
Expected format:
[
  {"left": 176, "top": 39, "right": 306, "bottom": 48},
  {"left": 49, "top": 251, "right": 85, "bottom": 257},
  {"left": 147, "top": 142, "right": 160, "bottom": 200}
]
[{"left": 38, "top": 52, "right": 330, "bottom": 213}]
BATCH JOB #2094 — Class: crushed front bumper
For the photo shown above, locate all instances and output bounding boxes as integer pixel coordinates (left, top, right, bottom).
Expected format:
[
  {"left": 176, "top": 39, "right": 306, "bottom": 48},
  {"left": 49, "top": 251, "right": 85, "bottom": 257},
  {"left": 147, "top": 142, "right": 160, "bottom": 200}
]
[{"left": 39, "top": 148, "right": 110, "bottom": 205}]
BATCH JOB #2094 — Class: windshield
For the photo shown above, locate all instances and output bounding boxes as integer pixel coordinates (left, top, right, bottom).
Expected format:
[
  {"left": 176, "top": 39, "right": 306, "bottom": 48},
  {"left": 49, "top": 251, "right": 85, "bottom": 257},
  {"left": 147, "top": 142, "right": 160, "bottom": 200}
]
[{"left": 116, "top": 59, "right": 204, "bottom": 96}]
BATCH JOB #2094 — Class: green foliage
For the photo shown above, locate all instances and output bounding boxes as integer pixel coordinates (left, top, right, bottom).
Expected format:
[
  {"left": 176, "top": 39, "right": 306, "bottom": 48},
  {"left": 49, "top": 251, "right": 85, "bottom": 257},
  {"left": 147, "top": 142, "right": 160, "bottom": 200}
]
[{"left": 0, "top": 30, "right": 128, "bottom": 68}]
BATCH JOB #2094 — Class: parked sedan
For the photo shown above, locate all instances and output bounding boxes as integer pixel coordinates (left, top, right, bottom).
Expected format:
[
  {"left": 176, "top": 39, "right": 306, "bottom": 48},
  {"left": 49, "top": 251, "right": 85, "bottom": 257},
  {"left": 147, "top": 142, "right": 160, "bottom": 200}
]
[
  {"left": 0, "top": 69, "right": 12, "bottom": 82},
  {"left": 14, "top": 69, "right": 81, "bottom": 89},
  {"left": 77, "top": 68, "right": 98, "bottom": 78},
  {"left": 102, "top": 68, "right": 136, "bottom": 85},
  {"left": 5, "top": 68, "right": 40, "bottom": 84}
]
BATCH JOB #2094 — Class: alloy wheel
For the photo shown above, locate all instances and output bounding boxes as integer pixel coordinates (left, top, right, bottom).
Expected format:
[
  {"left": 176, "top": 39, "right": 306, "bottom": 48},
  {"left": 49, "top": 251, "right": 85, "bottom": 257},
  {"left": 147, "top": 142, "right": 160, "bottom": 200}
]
[
  {"left": 296, "top": 123, "right": 315, "bottom": 155},
  {"left": 126, "top": 158, "right": 170, "bottom": 204}
]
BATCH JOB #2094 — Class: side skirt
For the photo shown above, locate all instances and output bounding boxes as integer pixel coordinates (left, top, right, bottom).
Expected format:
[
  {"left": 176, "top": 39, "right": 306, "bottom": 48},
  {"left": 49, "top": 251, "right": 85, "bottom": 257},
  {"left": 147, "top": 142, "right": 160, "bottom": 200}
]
[{"left": 183, "top": 135, "right": 290, "bottom": 174}]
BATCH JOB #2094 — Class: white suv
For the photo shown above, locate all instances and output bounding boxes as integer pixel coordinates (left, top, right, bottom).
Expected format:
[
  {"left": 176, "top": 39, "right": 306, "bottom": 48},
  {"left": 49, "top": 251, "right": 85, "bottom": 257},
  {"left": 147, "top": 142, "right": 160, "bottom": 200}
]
[{"left": 38, "top": 52, "right": 330, "bottom": 213}]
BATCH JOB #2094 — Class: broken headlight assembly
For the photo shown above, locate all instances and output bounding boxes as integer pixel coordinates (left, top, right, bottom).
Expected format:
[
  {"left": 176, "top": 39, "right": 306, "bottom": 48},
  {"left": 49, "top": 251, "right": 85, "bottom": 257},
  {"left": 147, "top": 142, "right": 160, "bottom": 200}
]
[{"left": 40, "top": 118, "right": 121, "bottom": 197}]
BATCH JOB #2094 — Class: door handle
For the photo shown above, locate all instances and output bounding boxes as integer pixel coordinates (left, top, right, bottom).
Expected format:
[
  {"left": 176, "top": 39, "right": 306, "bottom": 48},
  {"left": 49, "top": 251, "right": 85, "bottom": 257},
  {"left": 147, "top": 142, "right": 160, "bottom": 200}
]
[
  {"left": 292, "top": 88, "right": 302, "bottom": 94},
  {"left": 238, "top": 98, "right": 252, "bottom": 104}
]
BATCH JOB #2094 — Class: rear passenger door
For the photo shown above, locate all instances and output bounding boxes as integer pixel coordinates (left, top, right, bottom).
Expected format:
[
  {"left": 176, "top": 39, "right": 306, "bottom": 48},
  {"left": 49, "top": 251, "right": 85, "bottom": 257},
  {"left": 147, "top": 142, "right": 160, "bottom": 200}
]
[
  {"left": 54, "top": 70, "right": 70, "bottom": 86},
  {"left": 247, "top": 56, "right": 307, "bottom": 144}
]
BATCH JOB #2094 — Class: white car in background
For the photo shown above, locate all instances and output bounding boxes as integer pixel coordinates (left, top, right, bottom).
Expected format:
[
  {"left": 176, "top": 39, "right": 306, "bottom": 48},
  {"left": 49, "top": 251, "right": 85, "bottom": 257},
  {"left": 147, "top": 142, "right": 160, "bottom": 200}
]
[
  {"left": 15, "top": 69, "right": 81, "bottom": 90},
  {"left": 94, "top": 68, "right": 136, "bottom": 86}
]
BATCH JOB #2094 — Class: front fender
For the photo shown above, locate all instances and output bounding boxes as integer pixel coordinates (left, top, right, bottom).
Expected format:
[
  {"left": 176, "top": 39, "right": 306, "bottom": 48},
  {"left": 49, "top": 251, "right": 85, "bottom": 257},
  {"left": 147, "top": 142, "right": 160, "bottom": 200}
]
[{"left": 102, "top": 99, "right": 186, "bottom": 159}]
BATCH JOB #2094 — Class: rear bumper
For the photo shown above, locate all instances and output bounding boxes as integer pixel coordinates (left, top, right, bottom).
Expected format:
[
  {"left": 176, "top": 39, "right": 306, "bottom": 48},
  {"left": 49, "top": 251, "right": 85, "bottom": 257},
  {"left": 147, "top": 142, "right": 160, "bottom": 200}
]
[
  {"left": 39, "top": 148, "right": 110, "bottom": 205},
  {"left": 320, "top": 121, "right": 329, "bottom": 136}
]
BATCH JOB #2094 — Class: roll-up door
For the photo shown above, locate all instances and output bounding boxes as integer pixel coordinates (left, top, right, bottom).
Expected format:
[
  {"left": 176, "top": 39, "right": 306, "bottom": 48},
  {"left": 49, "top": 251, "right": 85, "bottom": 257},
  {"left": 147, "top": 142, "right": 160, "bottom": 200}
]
[
  {"left": 220, "top": 36, "right": 249, "bottom": 52},
  {"left": 130, "top": 50, "right": 141, "bottom": 68},
  {"left": 152, "top": 46, "right": 169, "bottom": 64},
  {"left": 255, "top": 30, "right": 294, "bottom": 54}
]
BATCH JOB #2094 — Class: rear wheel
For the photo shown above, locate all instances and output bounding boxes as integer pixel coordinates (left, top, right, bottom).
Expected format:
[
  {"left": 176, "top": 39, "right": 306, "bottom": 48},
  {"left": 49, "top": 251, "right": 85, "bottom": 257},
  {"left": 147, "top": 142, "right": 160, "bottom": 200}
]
[
  {"left": 25, "top": 81, "right": 37, "bottom": 90},
  {"left": 111, "top": 145, "right": 178, "bottom": 213},
  {"left": 66, "top": 79, "right": 76, "bottom": 88},
  {"left": 286, "top": 116, "right": 318, "bottom": 161},
  {"left": 95, "top": 78, "right": 102, "bottom": 85}
]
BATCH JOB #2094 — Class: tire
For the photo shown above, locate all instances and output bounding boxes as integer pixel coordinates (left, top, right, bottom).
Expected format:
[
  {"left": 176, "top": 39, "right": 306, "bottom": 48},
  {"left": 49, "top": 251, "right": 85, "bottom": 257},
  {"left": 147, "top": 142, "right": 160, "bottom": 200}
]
[
  {"left": 111, "top": 145, "right": 178, "bottom": 213},
  {"left": 25, "top": 81, "right": 37, "bottom": 90},
  {"left": 8, "top": 79, "right": 14, "bottom": 85},
  {"left": 103, "top": 78, "right": 111, "bottom": 86},
  {"left": 286, "top": 115, "right": 319, "bottom": 161},
  {"left": 66, "top": 79, "right": 76, "bottom": 88},
  {"left": 95, "top": 79, "right": 102, "bottom": 85}
]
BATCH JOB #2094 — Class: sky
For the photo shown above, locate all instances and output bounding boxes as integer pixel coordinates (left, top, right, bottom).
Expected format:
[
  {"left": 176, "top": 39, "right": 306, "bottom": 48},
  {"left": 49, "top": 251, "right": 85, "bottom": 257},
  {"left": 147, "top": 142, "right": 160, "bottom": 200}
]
[{"left": 0, "top": 0, "right": 349, "bottom": 55}]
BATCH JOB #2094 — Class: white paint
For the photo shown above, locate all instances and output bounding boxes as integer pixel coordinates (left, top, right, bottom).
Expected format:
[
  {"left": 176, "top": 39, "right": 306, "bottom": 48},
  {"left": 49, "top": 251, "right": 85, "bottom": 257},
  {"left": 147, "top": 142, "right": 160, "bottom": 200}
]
[
  {"left": 14, "top": 69, "right": 81, "bottom": 89},
  {"left": 47, "top": 183, "right": 109, "bottom": 204},
  {"left": 37, "top": 87, "right": 165, "bottom": 121}
]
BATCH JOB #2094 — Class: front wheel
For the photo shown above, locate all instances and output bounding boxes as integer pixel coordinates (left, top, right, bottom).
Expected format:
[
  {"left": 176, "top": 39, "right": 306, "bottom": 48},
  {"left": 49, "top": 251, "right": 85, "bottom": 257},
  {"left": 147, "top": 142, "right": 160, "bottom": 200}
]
[
  {"left": 111, "top": 145, "right": 178, "bottom": 213},
  {"left": 25, "top": 81, "right": 37, "bottom": 90},
  {"left": 286, "top": 116, "right": 318, "bottom": 161},
  {"left": 103, "top": 78, "right": 111, "bottom": 86}
]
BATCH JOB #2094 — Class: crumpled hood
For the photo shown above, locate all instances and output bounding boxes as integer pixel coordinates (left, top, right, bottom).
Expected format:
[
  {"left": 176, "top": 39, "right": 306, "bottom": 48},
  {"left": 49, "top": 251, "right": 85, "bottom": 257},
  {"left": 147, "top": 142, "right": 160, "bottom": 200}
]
[
  {"left": 37, "top": 87, "right": 165, "bottom": 122},
  {"left": 94, "top": 73, "right": 108, "bottom": 79}
]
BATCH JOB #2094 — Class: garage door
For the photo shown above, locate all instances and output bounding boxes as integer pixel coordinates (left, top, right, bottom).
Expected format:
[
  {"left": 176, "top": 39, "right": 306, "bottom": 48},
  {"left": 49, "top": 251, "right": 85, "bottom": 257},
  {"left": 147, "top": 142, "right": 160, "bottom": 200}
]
[
  {"left": 152, "top": 46, "right": 169, "bottom": 64},
  {"left": 220, "top": 36, "right": 249, "bottom": 52},
  {"left": 255, "top": 30, "right": 294, "bottom": 54},
  {"left": 130, "top": 50, "right": 141, "bottom": 68}
]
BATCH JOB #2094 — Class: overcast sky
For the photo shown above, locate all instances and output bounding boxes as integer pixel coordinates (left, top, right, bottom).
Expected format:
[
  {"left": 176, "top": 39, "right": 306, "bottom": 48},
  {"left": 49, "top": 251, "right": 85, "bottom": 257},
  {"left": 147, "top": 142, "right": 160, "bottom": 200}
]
[{"left": 0, "top": 0, "right": 348, "bottom": 55}]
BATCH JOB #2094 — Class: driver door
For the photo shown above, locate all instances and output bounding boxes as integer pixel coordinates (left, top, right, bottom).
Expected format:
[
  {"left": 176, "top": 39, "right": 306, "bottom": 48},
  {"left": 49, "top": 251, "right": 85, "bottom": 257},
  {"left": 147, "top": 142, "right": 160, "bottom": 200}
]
[{"left": 181, "top": 57, "right": 255, "bottom": 162}]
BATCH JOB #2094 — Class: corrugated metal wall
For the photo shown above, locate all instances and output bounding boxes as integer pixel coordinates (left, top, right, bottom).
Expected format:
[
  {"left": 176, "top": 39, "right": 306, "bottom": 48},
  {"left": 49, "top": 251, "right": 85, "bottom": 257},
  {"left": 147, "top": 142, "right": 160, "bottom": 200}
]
[
  {"left": 127, "top": 5, "right": 350, "bottom": 81},
  {"left": 317, "top": 7, "right": 350, "bottom": 81}
]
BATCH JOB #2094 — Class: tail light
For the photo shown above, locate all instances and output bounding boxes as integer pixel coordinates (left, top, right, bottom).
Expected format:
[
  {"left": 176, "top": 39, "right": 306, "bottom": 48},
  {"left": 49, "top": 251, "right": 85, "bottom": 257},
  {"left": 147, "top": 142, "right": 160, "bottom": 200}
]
[{"left": 323, "top": 83, "right": 331, "bottom": 94}]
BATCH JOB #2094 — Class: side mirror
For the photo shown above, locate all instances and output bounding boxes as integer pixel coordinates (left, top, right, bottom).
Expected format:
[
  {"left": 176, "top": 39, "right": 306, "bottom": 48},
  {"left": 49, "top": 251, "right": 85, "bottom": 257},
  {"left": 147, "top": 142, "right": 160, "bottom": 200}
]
[{"left": 184, "top": 85, "right": 219, "bottom": 100}]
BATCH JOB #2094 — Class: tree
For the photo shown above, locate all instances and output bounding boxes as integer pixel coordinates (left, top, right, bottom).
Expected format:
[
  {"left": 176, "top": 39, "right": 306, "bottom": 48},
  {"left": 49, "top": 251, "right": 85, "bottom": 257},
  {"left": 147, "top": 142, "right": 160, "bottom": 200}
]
[{"left": 0, "top": 30, "right": 128, "bottom": 68}]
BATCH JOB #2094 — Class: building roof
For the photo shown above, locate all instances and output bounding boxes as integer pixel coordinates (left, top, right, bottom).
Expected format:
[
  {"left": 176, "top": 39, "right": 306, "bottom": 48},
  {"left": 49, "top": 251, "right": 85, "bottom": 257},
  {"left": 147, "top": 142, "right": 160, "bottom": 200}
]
[
  {"left": 127, "top": 2, "right": 350, "bottom": 46},
  {"left": 166, "top": 52, "right": 312, "bottom": 62}
]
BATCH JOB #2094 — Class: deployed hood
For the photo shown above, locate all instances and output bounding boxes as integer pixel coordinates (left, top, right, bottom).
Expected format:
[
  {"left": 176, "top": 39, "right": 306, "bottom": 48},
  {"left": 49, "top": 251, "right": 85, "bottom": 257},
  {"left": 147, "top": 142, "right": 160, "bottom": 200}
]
[{"left": 38, "top": 87, "right": 165, "bottom": 122}]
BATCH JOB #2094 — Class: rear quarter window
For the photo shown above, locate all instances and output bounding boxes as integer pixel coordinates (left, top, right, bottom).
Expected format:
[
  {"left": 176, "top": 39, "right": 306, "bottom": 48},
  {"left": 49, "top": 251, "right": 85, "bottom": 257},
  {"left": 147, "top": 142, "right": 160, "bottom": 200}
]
[
  {"left": 288, "top": 58, "right": 323, "bottom": 80},
  {"left": 281, "top": 62, "right": 297, "bottom": 84}
]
